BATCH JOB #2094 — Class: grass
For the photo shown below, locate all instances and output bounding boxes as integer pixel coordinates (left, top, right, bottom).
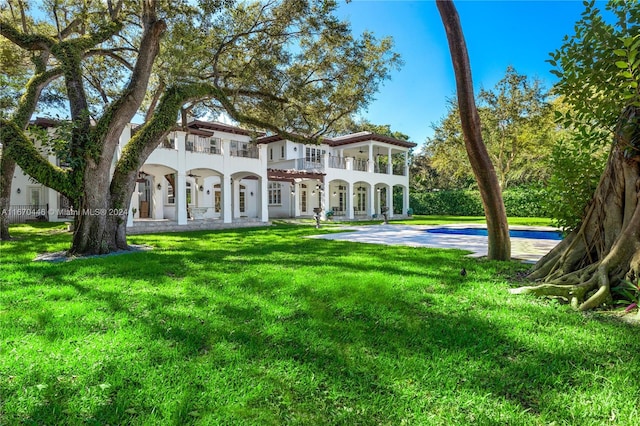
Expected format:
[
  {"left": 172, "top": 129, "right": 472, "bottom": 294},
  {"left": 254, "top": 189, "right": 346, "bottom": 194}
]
[{"left": 1, "top": 222, "right": 638, "bottom": 425}]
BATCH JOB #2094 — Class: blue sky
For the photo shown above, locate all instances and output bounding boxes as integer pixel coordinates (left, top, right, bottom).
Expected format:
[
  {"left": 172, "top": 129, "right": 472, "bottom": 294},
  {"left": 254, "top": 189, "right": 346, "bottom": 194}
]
[{"left": 335, "top": 0, "right": 599, "bottom": 147}]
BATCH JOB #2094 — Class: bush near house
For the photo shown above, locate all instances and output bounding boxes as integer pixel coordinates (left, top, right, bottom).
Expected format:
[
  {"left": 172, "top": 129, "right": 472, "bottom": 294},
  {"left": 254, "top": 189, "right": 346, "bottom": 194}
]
[{"left": 410, "top": 185, "right": 547, "bottom": 217}]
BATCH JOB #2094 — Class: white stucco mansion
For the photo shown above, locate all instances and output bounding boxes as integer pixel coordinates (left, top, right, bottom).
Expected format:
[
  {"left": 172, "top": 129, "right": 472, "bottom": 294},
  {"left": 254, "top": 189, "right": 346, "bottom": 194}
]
[{"left": 7, "top": 118, "right": 416, "bottom": 231}]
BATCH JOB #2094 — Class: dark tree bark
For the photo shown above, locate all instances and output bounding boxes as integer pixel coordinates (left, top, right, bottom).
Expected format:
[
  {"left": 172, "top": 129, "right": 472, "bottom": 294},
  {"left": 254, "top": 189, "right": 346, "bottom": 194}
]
[
  {"left": 67, "top": 4, "right": 166, "bottom": 255},
  {"left": 436, "top": 0, "right": 511, "bottom": 260}
]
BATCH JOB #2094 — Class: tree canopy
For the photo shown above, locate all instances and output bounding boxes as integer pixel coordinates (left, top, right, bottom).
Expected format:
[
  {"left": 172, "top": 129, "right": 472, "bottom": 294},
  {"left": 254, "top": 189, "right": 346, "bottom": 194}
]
[
  {"left": 425, "top": 66, "right": 558, "bottom": 189},
  {"left": 0, "top": 0, "right": 399, "bottom": 252}
]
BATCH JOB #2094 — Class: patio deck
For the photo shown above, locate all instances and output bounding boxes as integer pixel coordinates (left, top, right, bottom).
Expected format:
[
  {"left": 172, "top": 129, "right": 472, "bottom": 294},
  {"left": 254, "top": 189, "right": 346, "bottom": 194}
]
[{"left": 307, "top": 224, "right": 561, "bottom": 263}]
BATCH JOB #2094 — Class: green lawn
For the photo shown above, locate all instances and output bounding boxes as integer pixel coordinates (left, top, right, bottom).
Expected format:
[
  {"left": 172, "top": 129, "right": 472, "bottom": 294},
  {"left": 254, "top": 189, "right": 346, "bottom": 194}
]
[{"left": 1, "top": 222, "right": 637, "bottom": 425}]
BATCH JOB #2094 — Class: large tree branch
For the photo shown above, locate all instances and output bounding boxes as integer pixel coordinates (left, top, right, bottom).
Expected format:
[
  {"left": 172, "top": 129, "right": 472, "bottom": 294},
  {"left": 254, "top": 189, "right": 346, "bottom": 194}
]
[
  {"left": 92, "top": 4, "right": 166, "bottom": 170},
  {"left": 1, "top": 120, "right": 72, "bottom": 198},
  {"left": 0, "top": 20, "right": 55, "bottom": 51},
  {"left": 13, "top": 66, "right": 63, "bottom": 128},
  {"left": 85, "top": 48, "right": 135, "bottom": 71}
]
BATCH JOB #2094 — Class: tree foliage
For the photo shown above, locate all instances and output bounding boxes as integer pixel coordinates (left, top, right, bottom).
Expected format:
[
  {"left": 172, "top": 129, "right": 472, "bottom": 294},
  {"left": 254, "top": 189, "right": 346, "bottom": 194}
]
[
  {"left": 512, "top": 0, "right": 640, "bottom": 311},
  {"left": 426, "top": 67, "right": 558, "bottom": 189}
]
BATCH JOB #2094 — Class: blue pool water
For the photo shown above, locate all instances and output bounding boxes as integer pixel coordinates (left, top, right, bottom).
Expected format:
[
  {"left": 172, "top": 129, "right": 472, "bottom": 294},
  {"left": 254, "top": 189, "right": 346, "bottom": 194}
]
[{"left": 426, "top": 227, "right": 563, "bottom": 241}]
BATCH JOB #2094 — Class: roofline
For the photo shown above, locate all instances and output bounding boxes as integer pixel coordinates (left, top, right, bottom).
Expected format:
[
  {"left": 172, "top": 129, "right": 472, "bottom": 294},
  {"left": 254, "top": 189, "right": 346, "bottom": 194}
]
[
  {"left": 187, "top": 119, "right": 263, "bottom": 137},
  {"left": 257, "top": 131, "right": 416, "bottom": 149},
  {"left": 328, "top": 133, "right": 417, "bottom": 149},
  {"left": 30, "top": 117, "right": 61, "bottom": 128}
]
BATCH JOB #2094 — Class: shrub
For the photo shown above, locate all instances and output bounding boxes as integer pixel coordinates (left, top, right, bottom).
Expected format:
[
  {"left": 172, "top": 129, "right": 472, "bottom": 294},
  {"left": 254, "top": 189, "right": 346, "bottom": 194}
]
[{"left": 410, "top": 186, "right": 547, "bottom": 217}]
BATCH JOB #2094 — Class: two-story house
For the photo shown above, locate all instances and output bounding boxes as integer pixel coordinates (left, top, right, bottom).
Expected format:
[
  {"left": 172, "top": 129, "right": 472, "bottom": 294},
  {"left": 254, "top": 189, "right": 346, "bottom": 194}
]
[{"left": 6, "top": 118, "right": 416, "bottom": 232}]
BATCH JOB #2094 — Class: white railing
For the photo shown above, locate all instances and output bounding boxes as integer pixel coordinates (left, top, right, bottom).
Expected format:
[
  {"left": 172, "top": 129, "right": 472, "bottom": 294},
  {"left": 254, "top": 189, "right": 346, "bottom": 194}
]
[
  {"left": 296, "top": 158, "right": 323, "bottom": 170},
  {"left": 186, "top": 136, "right": 221, "bottom": 154},
  {"left": 230, "top": 145, "right": 260, "bottom": 158},
  {"left": 328, "top": 156, "right": 346, "bottom": 169},
  {"left": 352, "top": 158, "right": 368, "bottom": 172}
]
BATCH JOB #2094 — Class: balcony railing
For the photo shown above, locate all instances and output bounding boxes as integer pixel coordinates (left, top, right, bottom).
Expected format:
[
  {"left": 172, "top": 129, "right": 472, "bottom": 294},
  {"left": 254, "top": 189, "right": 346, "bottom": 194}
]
[
  {"left": 186, "top": 137, "right": 221, "bottom": 154},
  {"left": 231, "top": 145, "right": 260, "bottom": 158},
  {"left": 296, "top": 158, "right": 323, "bottom": 171},
  {"left": 328, "top": 156, "right": 346, "bottom": 169},
  {"left": 161, "top": 138, "right": 176, "bottom": 149},
  {"left": 352, "top": 158, "right": 368, "bottom": 172},
  {"left": 374, "top": 162, "right": 387, "bottom": 174},
  {"left": 393, "top": 164, "right": 407, "bottom": 176}
]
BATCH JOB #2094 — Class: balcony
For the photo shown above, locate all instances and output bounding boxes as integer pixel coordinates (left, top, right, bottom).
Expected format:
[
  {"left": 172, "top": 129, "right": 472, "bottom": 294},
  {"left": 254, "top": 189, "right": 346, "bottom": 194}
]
[
  {"left": 296, "top": 158, "right": 323, "bottom": 171},
  {"left": 352, "top": 158, "right": 368, "bottom": 172},
  {"left": 230, "top": 145, "right": 260, "bottom": 158},
  {"left": 328, "top": 156, "right": 346, "bottom": 170},
  {"left": 186, "top": 136, "right": 221, "bottom": 154}
]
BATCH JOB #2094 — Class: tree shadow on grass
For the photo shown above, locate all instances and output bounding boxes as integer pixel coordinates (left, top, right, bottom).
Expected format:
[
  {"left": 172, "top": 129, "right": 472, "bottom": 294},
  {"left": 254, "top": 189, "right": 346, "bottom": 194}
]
[
  {"left": 5, "top": 225, "right": 638, "bottom": 424},
  {"left": 13, "top": 265, "right": 640, "bottom": 424}
]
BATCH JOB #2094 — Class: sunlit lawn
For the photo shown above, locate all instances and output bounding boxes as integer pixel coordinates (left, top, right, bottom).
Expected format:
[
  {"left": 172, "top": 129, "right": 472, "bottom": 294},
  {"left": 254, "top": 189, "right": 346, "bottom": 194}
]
[{"left": 1, "top": 222, "right": 637, "bottom": 425}]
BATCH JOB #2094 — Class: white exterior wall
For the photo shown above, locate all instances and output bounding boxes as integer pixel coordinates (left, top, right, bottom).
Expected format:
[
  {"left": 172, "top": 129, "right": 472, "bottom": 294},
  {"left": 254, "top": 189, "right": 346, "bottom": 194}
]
[
  {"left": 7, "top": 122, "right": 413, "bottom": 226},
  {"left": 264, "top": 137, "right": 413, "bottom": 220}
]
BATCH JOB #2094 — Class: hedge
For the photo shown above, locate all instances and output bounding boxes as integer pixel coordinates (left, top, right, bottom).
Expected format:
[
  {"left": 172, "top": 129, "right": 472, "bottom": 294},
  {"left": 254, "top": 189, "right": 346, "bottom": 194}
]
[{"left": 409, "top": 186, "right": 547, "bottom": 217}]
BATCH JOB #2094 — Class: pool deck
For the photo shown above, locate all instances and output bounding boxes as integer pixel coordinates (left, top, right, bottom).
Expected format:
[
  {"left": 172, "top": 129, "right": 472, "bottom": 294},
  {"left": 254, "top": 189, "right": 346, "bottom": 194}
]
[{"left": 307, "top": 224, "right": 561, "bottom": 263}]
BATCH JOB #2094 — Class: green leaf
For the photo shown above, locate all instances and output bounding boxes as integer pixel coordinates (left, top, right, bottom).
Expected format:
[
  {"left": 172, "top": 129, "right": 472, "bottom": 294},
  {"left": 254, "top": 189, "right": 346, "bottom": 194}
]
[
  {"left": 613, "top": 49, "right": 627, "bottom": 57},
  {"left": 615, "top": 61, "right": 629, "bottom": 69},
  {"left": 622, "top": 37, "right": 634, "bottom": 47}
]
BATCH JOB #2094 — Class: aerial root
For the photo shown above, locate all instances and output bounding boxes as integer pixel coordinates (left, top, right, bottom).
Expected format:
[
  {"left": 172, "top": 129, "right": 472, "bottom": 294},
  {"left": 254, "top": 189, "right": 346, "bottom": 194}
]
[{"left": 509, "top": 263, "right": 607, "bottom": 310}]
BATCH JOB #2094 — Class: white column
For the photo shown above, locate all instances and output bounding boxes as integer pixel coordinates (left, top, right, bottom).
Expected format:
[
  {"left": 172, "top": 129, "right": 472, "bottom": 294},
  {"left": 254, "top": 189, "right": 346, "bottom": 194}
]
[
  {"left": 404, "top": 151, "right": 409, "bottom": 176},
  {"left": 293, "top": 183, "right": 301, "bottom": 217},
  {"left": 368, "top": 185, "right": 376, "bottom": 217},
  {"left": 403, "top": 186, "right": 410, "bottom": 216},
  {"left": 368, "top": 145, "right": 374, "bottom": 172},
  {"left": 387, "top": 147, "right": 392, "bottom": 174},
  {"left": 318, "top": 183, "right": 325, "bottom": 220},
  {"left": 176, "top": 173, "right": 187, "bottom": 225},
  {"left": 260, "top": 177, "right": 268, "bottom": 222},
  {"left": 223, "top": 175, "right": 232, "bottom": 223},
  {"left": 385, "top": 185, "right": 393, "bottom": 219},
  {"left": 154, "top": 178, "right": 164, "bottom": 219},
  {"left": 234, "top": 181, "right": 241, "bottom": 219},
  {"left": 347, "top": 181, "right": 354, "bottom": 220},
  {"left": 46, "top": 188, "right": 58, "bottom": 220},
  {"left": 322, "top": 183, "right": 330, "bottom": 219},
  {"left": 176, "top": 130, "right": 187, "bottom": 225}
]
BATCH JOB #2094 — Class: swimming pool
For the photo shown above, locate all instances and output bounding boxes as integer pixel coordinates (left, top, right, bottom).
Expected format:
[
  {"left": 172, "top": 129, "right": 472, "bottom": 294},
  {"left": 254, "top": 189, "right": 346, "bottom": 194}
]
[{"left": 426, "top": 227, "right": 563, "bottom": 241}]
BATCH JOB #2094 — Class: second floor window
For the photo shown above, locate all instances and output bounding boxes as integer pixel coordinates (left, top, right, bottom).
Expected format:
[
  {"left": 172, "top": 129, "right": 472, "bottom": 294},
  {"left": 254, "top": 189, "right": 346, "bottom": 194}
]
[{"left": 305, "top": 147, "right": 325, "bottom": 163}]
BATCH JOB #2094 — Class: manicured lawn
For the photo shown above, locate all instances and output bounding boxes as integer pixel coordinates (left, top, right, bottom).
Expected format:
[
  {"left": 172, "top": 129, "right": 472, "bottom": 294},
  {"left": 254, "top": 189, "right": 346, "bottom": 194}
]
[{"left": 1, "top": 223, "right": 637, "bottom": 425}]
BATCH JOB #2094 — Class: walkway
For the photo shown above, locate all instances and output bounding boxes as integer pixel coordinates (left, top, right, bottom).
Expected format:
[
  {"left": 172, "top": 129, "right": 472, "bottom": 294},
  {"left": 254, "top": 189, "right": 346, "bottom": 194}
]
[{"left": 307, "top": 224, "right": 561, "bottom": 263}]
